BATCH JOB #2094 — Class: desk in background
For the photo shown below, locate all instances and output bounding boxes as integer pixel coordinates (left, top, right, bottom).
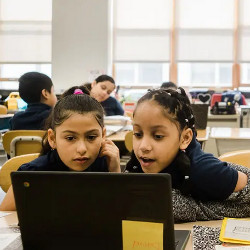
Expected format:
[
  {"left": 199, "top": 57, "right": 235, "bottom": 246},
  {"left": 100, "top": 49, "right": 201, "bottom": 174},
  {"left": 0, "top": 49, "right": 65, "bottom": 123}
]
[
  {"left": 208, "top": 112, "right": 240, "bottom": 128},
  {"left": 108, "top": 128, "right": 210, "bottom": 144},
  {"left": 107, "top": 130, "right": 129, "bottom": 142},
  {"left": 0, "top": 114, "right": 13, "bottom": 130},
  {"left": 107, "top": 128, "right": 210, "bottom": 159},
  {"left": 196, "top": 127, "right": 210, "bottom": 149},
  {"left": 7, "top": 109, "right": 22, "bottom": 114},
  {"left": 210, "top": 127, "right": 250, "bottom": 156},
  {"left": 0, "top": 212, "right": 224, "bottom": 250}
]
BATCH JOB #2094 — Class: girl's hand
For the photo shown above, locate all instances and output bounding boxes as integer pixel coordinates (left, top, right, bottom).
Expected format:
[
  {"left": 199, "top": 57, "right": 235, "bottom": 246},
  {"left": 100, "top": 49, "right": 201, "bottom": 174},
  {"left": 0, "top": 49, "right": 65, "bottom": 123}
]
[{"left": 99, "top": 139, "right": 121, "bottom": 172}]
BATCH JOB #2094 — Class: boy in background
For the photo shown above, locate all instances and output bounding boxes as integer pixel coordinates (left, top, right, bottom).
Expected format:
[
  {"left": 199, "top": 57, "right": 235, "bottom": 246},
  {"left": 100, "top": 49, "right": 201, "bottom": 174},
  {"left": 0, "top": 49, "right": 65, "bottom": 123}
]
[{"left": 10, "top": 72, "right": 57, "bottom": 130}]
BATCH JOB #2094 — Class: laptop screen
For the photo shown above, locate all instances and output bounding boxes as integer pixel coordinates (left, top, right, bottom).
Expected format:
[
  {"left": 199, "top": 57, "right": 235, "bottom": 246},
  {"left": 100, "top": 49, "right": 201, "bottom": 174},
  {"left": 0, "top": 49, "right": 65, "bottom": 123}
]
[{"left": 12, "top": 172, "right": 177, "bottom": 250}]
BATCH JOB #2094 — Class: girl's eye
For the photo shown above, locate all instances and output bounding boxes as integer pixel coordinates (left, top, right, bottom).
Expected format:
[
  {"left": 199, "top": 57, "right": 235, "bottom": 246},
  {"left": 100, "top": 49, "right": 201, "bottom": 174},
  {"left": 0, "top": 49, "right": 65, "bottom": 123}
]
[
  {"left": 133, "top": 132, "right": 142, "bottom": 138},
  {"left": 154, "top": 134, "right": 164, "bottom": 140},
  {"left": 101, "top": 86, "right": 106, "bottom": 90},
  {"left": 65, "top": 136, "right": 75, "bottom": 141},
  {"left": 87, "top": 135, "right": 97, "bottom": 141}
]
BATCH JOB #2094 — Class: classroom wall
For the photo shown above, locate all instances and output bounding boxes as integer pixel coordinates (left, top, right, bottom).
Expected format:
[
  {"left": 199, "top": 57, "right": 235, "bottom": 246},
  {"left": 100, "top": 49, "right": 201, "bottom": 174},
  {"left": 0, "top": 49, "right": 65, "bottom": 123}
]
[{"left": 52, "top": 0, "right": 112, "bottom": 93}]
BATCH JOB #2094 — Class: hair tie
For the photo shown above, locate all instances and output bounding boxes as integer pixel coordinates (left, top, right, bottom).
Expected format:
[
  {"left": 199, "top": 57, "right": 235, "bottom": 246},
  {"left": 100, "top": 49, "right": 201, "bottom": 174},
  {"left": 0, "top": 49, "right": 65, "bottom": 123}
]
[
  {"left": 74, "top": 89, "right": 84, "bottom": 95},
  {"left": 176, "top": 89, "right": 181, "bottom": 94}
]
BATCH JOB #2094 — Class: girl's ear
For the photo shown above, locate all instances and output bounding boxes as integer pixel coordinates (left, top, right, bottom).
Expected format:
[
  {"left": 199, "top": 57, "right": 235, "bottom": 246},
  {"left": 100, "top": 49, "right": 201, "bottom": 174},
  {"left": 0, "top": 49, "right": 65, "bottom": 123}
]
[
  {"left": 179, "top": 128, "right": 193, "bottom": 150},
  {"left": 47, "top": 128, "right": 56, "bottom": 149},
  {"left": 91, "top": 81, "right": 97, "bottom": 88},
  {"left": 102, "top": 127, "right": 106, "bottom": 139}
]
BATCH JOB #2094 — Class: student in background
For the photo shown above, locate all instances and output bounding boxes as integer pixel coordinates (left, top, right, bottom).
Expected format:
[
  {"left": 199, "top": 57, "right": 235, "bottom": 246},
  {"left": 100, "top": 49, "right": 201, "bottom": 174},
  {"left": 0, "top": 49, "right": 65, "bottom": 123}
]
[
  {"left": 9, "top": 72, "right": 57, "bottom": 130},
  {"left": 125, "top": 88, "right": 250, "bottom": 222},
  {"left": 84, "top": 75, "right": 124, "bottom": 116},
  {"left": 161, "top": 81, "right": 177, "bottom": 90},
  {"left": 0, "top": 86, "right": 120, "bottom": 211}
]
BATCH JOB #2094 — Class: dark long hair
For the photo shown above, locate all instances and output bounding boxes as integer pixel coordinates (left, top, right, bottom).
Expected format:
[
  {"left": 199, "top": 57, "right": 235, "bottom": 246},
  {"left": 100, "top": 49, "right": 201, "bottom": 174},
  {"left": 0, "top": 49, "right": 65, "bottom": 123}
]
[{"left": 95, "top": 75, "right": 115, "bottom": 85}]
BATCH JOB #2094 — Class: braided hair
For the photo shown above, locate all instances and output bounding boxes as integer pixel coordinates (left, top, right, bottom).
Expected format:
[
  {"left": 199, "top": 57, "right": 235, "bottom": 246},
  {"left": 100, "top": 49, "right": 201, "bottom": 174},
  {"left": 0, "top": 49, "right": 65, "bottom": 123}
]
[
  {"left": 126, "top": 87, "right": 196, "bottom": 195},
  {"left": 135, "top": 87, "right": 196, "bottom": 135}
]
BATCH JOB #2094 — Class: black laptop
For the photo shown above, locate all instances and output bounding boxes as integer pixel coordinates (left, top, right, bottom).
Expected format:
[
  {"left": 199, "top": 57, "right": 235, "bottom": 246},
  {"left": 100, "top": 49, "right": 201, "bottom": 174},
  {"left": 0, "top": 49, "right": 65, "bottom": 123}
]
[{"left": 11, "top": 172, "right": 190, "bottom": 250}]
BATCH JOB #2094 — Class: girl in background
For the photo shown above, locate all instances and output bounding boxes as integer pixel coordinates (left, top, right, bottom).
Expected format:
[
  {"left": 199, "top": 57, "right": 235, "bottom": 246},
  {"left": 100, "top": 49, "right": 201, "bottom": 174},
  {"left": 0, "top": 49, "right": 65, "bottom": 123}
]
[
  {"left": 126, "top": 88, "right": 250, "bottom": 222},
  {"left": 84, "top": 74, "right": 124, "bottom": 116},
  {"left": 0, "top": 86, "right": 120, "bottom": 211}
]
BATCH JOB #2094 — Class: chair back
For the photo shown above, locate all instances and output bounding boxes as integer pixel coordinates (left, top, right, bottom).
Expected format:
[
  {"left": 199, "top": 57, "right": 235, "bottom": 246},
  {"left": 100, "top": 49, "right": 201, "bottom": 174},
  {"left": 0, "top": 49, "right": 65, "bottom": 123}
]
[
  {"left": 0, "top": 105, "right": 7, "bottom": 115},
  {"left": 2, "top": 130, "right": 46, "bottom": 158},
  {"left": 124, "top": 131, "right": 133, "bottom": 152},
  {"left": 0, "top": 153, "right": 39, "bottom": 192},
  {"left": 191, "top": 104, "right": 209, "bottom": 129},
  {"left": 219, "top": 150, "right": 250, "bottom": 168}
]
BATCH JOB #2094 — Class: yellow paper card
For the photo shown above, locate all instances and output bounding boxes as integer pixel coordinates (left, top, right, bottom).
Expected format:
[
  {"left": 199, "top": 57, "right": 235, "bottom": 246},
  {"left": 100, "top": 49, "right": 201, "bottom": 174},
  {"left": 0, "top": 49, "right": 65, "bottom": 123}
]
[
  {"left": 220, "top": 218, "right": 250, "bottom": 245},
  {"left": 122, "top": 220, "right": 163, "bottom": 250}
]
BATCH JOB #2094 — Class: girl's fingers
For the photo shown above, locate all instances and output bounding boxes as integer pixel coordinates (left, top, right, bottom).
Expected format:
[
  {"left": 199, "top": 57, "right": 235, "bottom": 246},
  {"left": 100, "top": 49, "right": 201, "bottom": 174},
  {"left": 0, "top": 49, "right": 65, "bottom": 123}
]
[
  {"left": 102, "top": 138, "right": 115, "bottom": 147},
  {"left": 100, "top": 141, "right": 119, "bottom": 158}
]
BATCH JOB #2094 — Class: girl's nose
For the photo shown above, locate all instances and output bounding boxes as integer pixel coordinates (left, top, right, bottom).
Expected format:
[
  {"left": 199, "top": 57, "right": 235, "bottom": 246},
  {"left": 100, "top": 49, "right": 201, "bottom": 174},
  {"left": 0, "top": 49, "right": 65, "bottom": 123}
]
[
  {"left": 77, "top": 140, "right": 87, "bottom": 154},
  {"left": 139, "top": 138, "right": 152, "bottom": 152}
]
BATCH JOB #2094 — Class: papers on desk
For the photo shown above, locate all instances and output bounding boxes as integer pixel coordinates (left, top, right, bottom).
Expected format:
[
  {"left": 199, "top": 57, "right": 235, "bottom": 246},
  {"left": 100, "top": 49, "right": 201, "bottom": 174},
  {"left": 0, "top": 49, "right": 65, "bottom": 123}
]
[
  {"left": 0, "top": 212, "right": 11, "bottom": 218},
  {"left": 0, "top": 234, "right": 21, "bottom": 250},
  {"left": 104, "top": 116, "right": 132, "bottom": 136},
  {"left": 0, "top": 226, "right": 21, "bottom": 250},
  {"left": 106, "top": 125, "right": 124, "bottom": 137},
  {"left": 104, "top": 115, "right": 130, "bottom": 125},
  {"left": 216, "top": 245, "right": 250, "bottom": 249},
  {"left": 220, "top": 218, "right": 250, "bottom": 245}
]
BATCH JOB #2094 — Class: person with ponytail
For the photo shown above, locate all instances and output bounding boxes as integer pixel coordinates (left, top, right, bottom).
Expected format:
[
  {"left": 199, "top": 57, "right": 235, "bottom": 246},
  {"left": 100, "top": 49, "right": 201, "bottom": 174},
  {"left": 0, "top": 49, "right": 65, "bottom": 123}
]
[
  {"left": 125, "top": 88, "right": 250, "bottom": 222},
  {"left": 0, "top": 86, "right": 120, "bottom": 211}
]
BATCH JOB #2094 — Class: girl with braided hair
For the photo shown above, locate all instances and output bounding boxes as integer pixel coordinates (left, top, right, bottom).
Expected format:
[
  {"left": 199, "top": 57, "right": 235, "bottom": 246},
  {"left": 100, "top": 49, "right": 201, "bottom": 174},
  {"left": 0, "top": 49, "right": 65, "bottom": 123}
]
[{"left": 126, "top": 87, "right": 250, "bottom": 222}]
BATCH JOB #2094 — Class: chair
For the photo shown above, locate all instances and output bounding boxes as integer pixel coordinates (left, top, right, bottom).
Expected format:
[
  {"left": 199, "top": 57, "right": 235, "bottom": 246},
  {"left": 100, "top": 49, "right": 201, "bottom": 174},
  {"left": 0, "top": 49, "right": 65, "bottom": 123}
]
[
  {"left": 124, "top": 131, "right": 133, "bottom": 152},
  {"left": 219, "top": 150, "right": 250, "bottom": 168},
  {"left": 2, "top": 130, "right": 46, "bottom": 158},
  {"left": 0, "top": 153, "right": 39, "bottom": 192},
  {"left": 0, "top": 105, "right": 7, "bottom": 115},
  {"left": 191, "top": 104, "right": 209, "bottom": 129}
]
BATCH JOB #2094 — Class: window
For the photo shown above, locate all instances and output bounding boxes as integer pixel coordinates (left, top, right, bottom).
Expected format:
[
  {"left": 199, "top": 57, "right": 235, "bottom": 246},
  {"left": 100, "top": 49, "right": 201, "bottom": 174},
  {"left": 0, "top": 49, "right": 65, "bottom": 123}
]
[
  {"left": 114, "top": 0, "right": 171, "bottom": 86},
  {"left": 241, "top": 63, "right": 250, "bottom": 84},
  {"left": 0, "top": 0, "right": 52, "bottom": 89},
  {"left": 0, "top": 63, "right": 51, "bottom": 89},
  {"left": 114, "top": 0, "right": 241, "bottom": 88},
  {"left": 178, "top": 63, "right": 232, "bottom": 87},
  {"left": 115, "top": 63, "right": 169, "bottom": 86}
]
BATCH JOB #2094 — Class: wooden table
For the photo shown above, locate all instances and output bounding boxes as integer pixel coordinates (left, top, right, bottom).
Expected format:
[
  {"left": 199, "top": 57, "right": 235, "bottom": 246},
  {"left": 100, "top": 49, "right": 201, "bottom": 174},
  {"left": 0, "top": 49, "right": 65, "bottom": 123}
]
[
  {"left": 208, "top": 111, "right": 241, "bottom": 128},
  {"left": 196, "top": 127, "right": 210, "bottom": 149},
  {"left": 0, "top": 212, "right": 223, "bottom": 250},
  {"left": 107, "top": 130, "right": 129, "bottom": 142},
  {"left": 210, "top": 127, "right": 250, "bottom": 156}
]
